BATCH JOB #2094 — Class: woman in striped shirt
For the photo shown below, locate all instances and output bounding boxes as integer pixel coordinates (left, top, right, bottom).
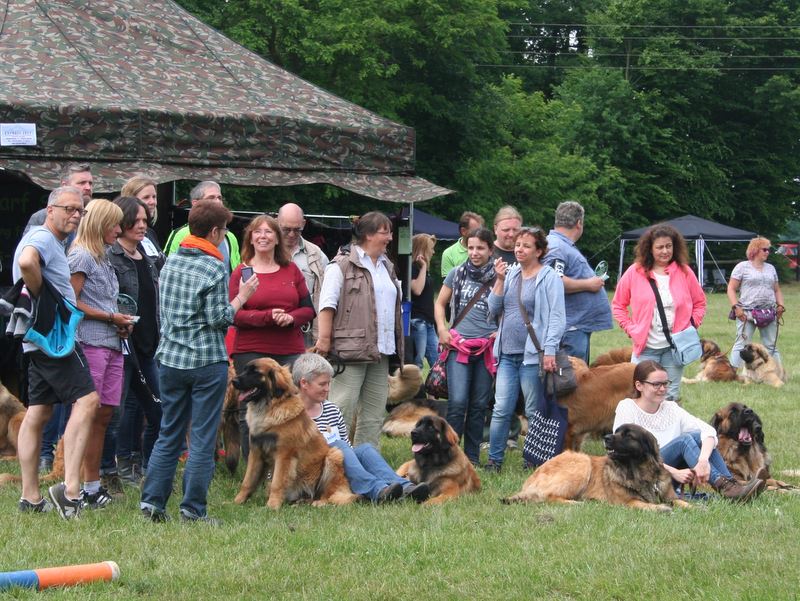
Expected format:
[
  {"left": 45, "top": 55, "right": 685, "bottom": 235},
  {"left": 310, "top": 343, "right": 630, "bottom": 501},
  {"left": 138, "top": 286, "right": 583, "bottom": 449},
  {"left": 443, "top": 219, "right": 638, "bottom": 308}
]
[{"left": 292, "top": 353, "right": 430, "bottom": 504}]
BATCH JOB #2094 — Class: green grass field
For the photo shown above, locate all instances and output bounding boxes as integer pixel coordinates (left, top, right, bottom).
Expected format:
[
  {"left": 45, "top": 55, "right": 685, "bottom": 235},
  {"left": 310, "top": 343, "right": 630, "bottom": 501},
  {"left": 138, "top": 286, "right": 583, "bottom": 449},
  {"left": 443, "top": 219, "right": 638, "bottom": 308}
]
[{"left": 1, "top": 286, "right": 798, "bottom": 600}]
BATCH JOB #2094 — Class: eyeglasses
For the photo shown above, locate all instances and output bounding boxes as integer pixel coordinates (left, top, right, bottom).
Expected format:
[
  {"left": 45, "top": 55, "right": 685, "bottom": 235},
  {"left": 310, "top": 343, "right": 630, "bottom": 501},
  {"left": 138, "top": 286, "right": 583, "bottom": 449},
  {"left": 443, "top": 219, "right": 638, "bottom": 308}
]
[
  {"left": 642, "top": 380, "right": 672, "bottom": 390},
  {"left": 760, "top": 248, "right": 770, "bottom": 253},
  {"left": 201, "top": 195, "right": 225, "bottom": 202},
  {"left": 215, "top": 226, "right": 228, "bottom": 234},
  {"left": 52, "top": 205, "right": 87, "bottom": 216},
  {"left": 280, "top": 227, "right": 303, "bottom": 235}
]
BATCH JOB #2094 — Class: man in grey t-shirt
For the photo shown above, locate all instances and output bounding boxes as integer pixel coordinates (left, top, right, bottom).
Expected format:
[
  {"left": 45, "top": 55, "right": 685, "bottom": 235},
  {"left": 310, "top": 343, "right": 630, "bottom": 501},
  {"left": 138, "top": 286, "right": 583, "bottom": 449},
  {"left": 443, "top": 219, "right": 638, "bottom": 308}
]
[
  {"left": 13, "top": 186, "right": 100, "bottom": 519},
  {"left": 23, "top": 163, "right": 93, "bottom": 244}
]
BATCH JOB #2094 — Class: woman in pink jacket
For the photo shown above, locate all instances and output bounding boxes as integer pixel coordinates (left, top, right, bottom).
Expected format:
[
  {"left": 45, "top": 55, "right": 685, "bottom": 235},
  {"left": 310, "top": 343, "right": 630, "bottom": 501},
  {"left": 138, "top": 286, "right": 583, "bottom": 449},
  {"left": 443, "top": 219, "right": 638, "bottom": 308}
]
[{"left": 612, "top": 224, "right": 706, "bottom": 402}]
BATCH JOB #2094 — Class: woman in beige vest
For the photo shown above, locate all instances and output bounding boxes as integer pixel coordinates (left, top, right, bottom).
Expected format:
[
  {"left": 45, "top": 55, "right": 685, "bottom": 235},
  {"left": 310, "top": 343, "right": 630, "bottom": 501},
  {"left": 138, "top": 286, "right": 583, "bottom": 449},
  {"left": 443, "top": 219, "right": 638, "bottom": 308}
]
[{"left": 315, "top": 212, "right": 403, "bottom": 448}]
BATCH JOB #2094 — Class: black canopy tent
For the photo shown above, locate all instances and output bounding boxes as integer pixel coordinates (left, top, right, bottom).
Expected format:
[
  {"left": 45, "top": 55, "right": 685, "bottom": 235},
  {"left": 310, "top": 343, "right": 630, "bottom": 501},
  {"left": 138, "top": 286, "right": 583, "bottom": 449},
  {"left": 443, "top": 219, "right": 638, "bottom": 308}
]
[
  {"left": 399, "top": 206, "right": 459, "bottom": 241},
  {"left": 619, "top": 215, "right": 757, "bottom": 287}
]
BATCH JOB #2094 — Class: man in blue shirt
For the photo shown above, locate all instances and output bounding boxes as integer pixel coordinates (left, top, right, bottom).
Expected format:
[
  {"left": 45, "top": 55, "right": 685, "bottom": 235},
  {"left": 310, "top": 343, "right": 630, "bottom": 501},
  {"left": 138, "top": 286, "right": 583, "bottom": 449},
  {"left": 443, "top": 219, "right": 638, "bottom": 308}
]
[{"left": 544, "top": 201, "right": 612, "bottom": 364}]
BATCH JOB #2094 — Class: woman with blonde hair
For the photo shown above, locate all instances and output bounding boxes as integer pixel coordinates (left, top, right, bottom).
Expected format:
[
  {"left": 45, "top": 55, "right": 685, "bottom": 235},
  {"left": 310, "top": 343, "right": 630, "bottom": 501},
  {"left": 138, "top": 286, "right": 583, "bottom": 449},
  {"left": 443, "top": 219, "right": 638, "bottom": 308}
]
[
  {"left": 121, "top": 174, "right": 165, "bottom": 270},
  {"left": 67, "top": 199, "right": 135, "bottom": 508},
  {"left": 229, "top": 214, "right": 315, "bottom": 463},
  {"left": 409, "top": 233, "right": 438, "bottom": 370},
  {"left": 727, "top": 237, "right": 785, "bottom": 369}
]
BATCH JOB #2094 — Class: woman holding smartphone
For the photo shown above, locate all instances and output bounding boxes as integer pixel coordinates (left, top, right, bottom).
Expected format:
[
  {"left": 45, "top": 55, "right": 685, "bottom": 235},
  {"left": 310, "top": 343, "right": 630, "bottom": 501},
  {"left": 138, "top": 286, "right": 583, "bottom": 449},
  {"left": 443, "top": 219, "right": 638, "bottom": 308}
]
[{"left": 229, "top": 214, "right": 315, "bottom": 462}]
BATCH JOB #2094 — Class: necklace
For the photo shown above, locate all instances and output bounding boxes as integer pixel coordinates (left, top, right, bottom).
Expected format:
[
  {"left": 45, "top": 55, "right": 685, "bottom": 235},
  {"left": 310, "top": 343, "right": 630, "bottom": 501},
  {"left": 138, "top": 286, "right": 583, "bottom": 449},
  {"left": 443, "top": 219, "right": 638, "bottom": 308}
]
[{"left": 120, "top": 242, "right": 140, "bottom": 258}]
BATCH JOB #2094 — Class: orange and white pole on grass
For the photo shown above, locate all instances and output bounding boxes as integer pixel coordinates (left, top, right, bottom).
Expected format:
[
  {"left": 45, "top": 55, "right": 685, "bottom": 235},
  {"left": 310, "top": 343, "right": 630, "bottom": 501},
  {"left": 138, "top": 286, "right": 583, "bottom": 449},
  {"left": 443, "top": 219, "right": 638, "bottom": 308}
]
[{"left": 0, "top": 561, "right": 119, "bottom": 591}]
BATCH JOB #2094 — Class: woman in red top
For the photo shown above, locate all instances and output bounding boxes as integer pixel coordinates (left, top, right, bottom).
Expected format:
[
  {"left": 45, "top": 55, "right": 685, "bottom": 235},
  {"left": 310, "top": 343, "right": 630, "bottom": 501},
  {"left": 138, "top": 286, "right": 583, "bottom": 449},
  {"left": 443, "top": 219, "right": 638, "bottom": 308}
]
[{"left": 229, "top": 214, "right": 315, "bottom": 461}]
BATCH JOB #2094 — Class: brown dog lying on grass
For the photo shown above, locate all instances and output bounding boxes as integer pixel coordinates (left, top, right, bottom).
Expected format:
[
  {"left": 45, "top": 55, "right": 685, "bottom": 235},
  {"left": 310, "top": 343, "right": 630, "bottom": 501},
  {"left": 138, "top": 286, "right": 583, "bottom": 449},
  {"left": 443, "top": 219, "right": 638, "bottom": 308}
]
[
  {"left": 503, "top": 424, "right": 691, "bottom": 512},
  {"left": 711, "top": 402, "right": 796, "bottom": 492},
  {"left": 396, "top": 415, "right": 480, "bottom": 505},
  {"left": 231, "top": 358, "right": 357, "bottom": 509},
  {"left": 682, "top": 339, "right": 741, "bottom": 384}
]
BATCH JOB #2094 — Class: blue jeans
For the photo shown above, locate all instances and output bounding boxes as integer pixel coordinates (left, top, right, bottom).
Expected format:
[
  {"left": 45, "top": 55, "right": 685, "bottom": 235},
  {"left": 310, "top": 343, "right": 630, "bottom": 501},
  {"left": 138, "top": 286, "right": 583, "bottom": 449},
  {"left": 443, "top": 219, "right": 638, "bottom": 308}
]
[
  {"left": 488, "top": 354, "right": 543, "bottom": 464},
  {"left": 561, "top": 330, "right": 590, "bottom": 365},
  {"left": 331, "top": 440, "right": 410, "bottom": 500},
  {"left": 632, "top": 347, "right": 683, "bottom": 402},
  {"left": 410, "top": 318, "right": 439, "bottom": 369},
  {"left": 140, "top": 361, "right": 228, "bottom": 518},
  {"left": 100, "top": 407, "right": 120, "bottom": 474},
  {"left": 117, "top": 352, "right": 162, "bottom": 469},
  {"left": 659, "top": 431, "right": 732, "bottom": 482},
  {"left": 729, "top": 317, "right": 782, "bottom": 368},
  {"left": 445, "top": 352, "right": 493, "bottom": 464}
]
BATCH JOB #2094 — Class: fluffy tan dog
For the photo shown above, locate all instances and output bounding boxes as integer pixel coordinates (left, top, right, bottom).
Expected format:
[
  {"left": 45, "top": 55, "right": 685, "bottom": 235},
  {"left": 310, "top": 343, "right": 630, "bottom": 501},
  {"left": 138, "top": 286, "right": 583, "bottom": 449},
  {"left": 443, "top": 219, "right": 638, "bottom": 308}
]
[
  {"left": 231, "top": 358, "right": 357, "bottom": 509},
  {"left": 503, "top": 424, "right": 690, "bottom": 512},
  {"left": 739, "top": 343, "right": 787, "bottom": 387},
  {"left": 387, "top": 364, "right": 423, "bottom": 406}
]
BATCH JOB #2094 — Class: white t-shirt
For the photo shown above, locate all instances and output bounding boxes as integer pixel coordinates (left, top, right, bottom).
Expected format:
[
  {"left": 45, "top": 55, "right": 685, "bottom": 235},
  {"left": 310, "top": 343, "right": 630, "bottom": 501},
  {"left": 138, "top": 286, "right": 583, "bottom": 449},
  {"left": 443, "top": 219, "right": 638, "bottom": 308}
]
[
  {"left": 646, "top": 272, "right": 674, "bottom": 349},
  {"left": 613, "top": 397, "right": 717, "bottom": 449}
]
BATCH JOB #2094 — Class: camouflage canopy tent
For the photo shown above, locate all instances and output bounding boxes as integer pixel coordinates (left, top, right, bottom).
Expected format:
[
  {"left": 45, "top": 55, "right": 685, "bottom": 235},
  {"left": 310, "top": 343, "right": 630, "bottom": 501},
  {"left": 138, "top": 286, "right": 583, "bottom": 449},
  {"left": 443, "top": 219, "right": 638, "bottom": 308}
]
[{"left": 0, "top": 0, "right": 452, "bottom": 203}]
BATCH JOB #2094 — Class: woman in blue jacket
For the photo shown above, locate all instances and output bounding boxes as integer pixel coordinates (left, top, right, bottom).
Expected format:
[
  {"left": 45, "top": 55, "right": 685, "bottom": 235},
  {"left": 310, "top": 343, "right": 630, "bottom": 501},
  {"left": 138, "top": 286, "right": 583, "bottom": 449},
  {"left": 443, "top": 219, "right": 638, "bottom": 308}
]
[{"left": 485, "top": 227, "right": 565, "bottom": 471}]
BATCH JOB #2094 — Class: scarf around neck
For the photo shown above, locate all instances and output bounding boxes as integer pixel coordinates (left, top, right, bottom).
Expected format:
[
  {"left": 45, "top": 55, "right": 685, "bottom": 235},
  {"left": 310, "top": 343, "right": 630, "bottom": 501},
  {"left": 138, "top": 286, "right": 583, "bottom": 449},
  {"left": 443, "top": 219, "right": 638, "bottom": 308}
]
[
  {"left": 180, "top": 234, "right": 223, "bottom": 261},
  {"left": 450, "top": 260, "right": 495, "bottom": 325}
]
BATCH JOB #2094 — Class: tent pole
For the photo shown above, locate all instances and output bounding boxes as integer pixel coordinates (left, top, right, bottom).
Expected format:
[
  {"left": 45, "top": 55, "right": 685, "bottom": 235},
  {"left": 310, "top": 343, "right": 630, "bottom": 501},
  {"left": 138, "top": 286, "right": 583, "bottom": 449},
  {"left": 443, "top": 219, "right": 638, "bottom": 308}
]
[
  {"left": 406, "top": 205, "right": 414, "bottom": 302},
  {"left": 618, "top": 239, "right": 626, "bottom": 280},
  {"left": 695, "top": 238, "right": 704, "bottom": 287}
]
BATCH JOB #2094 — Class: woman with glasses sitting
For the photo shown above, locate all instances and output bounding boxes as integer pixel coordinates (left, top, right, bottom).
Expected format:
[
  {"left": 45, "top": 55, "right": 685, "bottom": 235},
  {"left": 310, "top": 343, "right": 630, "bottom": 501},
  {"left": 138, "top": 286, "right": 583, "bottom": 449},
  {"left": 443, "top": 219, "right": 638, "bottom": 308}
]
[
  {"left": 727, "top": 237, "right": 785, "bottom": 371},
  {"left": 613, "top": 360, "right": 765, "bottom": 502}
]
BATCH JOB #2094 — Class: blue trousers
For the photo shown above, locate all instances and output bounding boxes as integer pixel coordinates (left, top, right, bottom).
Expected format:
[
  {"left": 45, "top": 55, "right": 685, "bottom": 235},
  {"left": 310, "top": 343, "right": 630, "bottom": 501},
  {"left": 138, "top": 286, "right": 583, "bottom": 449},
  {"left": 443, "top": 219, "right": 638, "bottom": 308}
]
[
  {"left": 140, "top": 361, "right": 228, "bottom": 518},
  {"left": 331, "top": 440, "right": 410, "bottom": 500},
  {"left": 445, "top": 352, "right": 493, "bottom": 464},
  {"left": 561, "top": 330, "right": 590, "bottom": 365},
  {"left": 488, "top": 354, "right": 543, "bottom": 465},
  {"left": 410, "top": 318, "right": 439, "bottom": 370},
  {"left": 659, "top": 431, "right": 732, "bottom": 482}
]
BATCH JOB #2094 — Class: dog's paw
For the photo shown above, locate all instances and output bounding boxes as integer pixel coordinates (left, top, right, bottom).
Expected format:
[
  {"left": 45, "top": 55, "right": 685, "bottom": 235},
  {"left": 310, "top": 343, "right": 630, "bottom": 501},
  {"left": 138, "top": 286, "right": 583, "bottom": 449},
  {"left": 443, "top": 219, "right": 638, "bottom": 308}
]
[{"left": 233, "top": 492, "right": 249, "bottom": 505}]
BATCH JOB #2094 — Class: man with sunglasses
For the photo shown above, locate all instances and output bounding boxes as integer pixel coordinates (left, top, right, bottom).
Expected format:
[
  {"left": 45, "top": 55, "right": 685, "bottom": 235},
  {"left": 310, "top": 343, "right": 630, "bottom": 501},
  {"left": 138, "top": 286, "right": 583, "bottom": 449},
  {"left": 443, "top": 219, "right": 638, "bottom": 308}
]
[
  {"left": 164, "top": 181, "right": 241, "bottom": 275},
  {"left": 277, "top": 202, "right": 329, "bottom": 346},
  {"left": 13, "top": 186, "right": 101, "bottom": 518}
]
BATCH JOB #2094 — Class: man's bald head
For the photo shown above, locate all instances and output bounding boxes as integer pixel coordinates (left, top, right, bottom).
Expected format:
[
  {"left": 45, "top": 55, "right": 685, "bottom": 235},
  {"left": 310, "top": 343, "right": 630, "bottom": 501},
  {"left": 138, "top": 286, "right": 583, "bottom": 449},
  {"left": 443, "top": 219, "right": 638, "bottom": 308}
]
[
  {"left": 278, "top": 203, "right": 304, "bottom": 222},
  {"left": 277, "top": 202, "right": 306, "bottom": 251}
]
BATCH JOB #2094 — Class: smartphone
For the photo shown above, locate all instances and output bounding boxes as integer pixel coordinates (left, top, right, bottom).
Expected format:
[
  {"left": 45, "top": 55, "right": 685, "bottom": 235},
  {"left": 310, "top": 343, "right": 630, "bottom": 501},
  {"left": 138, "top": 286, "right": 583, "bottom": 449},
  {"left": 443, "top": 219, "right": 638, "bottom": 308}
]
[{"left": 241, "top": 266, "right": 254, "bottom": 281}]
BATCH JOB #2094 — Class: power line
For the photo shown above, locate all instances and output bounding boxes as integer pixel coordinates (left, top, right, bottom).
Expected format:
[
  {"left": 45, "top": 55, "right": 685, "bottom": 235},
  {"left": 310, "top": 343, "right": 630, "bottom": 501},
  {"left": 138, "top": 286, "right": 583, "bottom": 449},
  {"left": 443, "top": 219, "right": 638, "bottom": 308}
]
[
  {"left": 507, "top": 34, "right": 800, "bottom": 40},
  {"left": 496, "top": 50, "right": 800, "bottom": 59},
  {"left": 475, "top": 63, "right": 800, "bottom": 71},
  {"left": 508, "top": 23, "right": 800, "bottom": 29}
]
